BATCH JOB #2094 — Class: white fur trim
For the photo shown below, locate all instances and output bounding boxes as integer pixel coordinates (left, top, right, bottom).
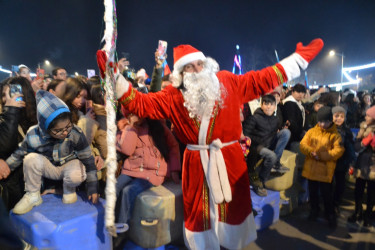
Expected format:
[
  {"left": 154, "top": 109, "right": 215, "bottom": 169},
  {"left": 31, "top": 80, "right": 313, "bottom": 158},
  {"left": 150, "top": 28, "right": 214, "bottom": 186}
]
[
  {"left": 174, "top": 52, "right": 206, "bottom": 73},
  {"left": 294, "top": 53, "right": 309, "bottom": 70},
  {"left": 171, "top": 70, "right": 182, "bottom": 87},
  {"left": 279, "top": 53, "right": 308, "bottom": 81},
  {"left": 187, "top": 112, "right": 235, "bottom": 204},
  {"left": 115, "top": 73, "right": 129, "bottom": 99},
  {"left": 183, "top": 213, "right": 257, "bottom": 249}
]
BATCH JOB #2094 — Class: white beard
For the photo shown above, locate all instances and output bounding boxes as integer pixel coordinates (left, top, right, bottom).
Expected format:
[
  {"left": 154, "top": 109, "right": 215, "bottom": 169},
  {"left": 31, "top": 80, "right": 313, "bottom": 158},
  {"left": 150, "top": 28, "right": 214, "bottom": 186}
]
[{"left": 181, "top": 60, "right": 225, "bottom": 120}]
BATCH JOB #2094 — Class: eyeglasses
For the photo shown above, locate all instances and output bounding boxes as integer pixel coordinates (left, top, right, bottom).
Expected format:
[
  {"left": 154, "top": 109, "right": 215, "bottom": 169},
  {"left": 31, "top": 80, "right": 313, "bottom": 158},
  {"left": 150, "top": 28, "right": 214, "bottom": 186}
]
[{"left": 50, "top": 122, "right": 73, "bottom": 136}]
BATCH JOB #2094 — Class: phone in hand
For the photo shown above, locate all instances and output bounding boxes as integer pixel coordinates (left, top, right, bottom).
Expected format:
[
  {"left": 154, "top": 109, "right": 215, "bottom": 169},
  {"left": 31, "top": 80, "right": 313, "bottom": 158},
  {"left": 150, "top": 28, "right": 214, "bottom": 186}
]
[
  {"left": 157, "top": 40, "right": 168, "bottom": 60},
  {"left": 11, "top": 65, "right": 19, "bottom": 76},
  {"left": 36, "top": 68, "right": 45, "bottom": 81},
  {"left": 9, "top": 84, "right": 23, "bottom": 101}
]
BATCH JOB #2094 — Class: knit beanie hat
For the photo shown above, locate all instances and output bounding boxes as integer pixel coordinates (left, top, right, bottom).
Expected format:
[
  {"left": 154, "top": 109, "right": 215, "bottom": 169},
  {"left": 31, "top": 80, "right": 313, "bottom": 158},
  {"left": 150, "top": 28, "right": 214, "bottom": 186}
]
[
  {"left": 317, "top": 106, "right": 333, "bottom": 122},
  {"left": 332, "top": 106, "right": 346, "bottom": 115},
  {"left": 366, "top": 105, "right": 375, "bottom": 120},
  {"left": 36, "top": 90, "right": 70, "bottom": 131}
]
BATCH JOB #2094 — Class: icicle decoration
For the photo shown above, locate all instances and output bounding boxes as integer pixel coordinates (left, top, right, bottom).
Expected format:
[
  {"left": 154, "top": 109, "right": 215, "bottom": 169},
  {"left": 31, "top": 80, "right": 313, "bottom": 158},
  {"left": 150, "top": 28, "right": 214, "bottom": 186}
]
[{"left": 102, "top": 0, "right": 118, "bottom": 237}]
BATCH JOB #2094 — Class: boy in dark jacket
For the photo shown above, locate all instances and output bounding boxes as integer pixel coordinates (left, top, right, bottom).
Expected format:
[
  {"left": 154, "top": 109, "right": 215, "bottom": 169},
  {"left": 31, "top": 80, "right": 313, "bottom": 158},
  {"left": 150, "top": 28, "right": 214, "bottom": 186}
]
[
  {"left": 243, "top": 94, "right": 291, "bottom": 196},
  {"left": 0, "top": 90, "right": 99, "bottom": 214},
  {"left": 332, "top": 106, "right": 356, "bottom": 213}
]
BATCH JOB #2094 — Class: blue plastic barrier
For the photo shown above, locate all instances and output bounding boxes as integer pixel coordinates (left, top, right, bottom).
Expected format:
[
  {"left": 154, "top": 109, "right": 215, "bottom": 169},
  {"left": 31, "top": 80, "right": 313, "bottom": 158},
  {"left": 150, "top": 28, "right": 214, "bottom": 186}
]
[
  {"left": 250, "top": 188, "right": 280, "bottom": 231},
  {"left": 9, "top": 193, "right": 111, "bottom": 250}
]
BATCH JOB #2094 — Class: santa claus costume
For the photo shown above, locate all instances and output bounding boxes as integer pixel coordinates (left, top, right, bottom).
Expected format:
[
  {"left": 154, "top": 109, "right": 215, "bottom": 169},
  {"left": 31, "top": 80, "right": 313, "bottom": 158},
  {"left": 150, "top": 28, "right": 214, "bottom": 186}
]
[{"left": 106, "top": 39, "right": 323, "bottom": 249}]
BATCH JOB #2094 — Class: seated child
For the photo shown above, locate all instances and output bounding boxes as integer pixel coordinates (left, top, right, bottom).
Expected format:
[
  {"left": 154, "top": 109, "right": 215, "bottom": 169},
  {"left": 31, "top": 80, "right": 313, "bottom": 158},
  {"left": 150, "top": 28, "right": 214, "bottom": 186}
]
[
  {"left": 243, "top": 94, "right": 291, "bottom": 196},
  {"left": 115, "top": 89, "right": 181, "bottom": 227},
  {"left": 0, "top": 90, "right": 98, "bottom": 214},
  {"left": 348, "top": 105, "right": 375, "bottom": 226},
  {"left": 300, "top": 106, "right": 344, "bottom": 227},
  {"left": 331, "top": 106, "right": 356, "bottom": 213}
]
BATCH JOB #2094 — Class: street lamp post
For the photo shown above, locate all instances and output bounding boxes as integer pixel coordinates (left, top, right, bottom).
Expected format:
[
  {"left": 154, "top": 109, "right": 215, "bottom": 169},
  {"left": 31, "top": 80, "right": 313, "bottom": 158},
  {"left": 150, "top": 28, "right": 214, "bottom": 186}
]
[{"left": 329, "top": 50, "right": 344, "bottom": 83}]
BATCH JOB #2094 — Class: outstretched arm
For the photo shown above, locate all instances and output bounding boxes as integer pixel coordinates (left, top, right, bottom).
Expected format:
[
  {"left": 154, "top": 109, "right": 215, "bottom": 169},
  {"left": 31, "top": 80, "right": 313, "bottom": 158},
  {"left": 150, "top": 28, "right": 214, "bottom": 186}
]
[{"left": 232, "top": 39, "right": 324, "bottom": 104}]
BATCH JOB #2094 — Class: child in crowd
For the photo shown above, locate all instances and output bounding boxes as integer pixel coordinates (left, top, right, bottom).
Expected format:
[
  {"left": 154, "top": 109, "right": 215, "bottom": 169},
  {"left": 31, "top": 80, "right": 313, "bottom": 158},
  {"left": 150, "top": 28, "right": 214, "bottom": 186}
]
[
  {"left": 348, "top": 106, "right": 375, "bottom": 226},
  {"left": 115, "top": 88, "right": 181, "bottom": 227},
  {"left": 300, "top": 106, "right": 344, "bottom": 227},
  {"left": 90, "top": 85, "right": 108, "bottom": 159},
  {"left": 304, "top": 99, "right": 324, "bottom": 131},
  {"left": 332, "top": 106, "right": 356, "bottom": 214},
  {"left": 0, "top": 90, "right": 98, "bottom": 214},
  {"left": 61, "top": 77, "right": 104, "bottom": 170},
  {"left": 243, "top": 94, "right": 290, "bottom": 196}
]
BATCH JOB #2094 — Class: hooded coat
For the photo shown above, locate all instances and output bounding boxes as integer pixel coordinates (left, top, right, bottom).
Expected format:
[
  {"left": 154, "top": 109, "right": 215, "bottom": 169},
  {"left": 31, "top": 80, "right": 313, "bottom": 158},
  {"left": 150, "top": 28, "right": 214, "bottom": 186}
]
[
  {"left": 300, "top": 124, "right": 345, "bottom": 183},
  {"left": 5, "top": 90, "right": 98, "bottom": 195}
]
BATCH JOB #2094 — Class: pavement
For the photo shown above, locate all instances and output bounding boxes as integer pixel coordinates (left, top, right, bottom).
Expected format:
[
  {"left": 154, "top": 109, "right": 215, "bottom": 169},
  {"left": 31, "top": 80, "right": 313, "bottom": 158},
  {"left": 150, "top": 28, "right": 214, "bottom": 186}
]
[
  {"left": 245, "top": 176, "right": 375, "bottom": 250},
  {"left": 115, "top": 176, "right": 375, "bottom": 250}
]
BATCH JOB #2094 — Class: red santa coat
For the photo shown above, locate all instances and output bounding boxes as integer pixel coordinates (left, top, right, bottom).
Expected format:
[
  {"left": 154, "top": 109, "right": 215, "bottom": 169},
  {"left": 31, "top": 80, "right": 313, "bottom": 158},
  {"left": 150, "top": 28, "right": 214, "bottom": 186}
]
[{"left": 119, "top": 65, "right": 286, "bottom": 249}]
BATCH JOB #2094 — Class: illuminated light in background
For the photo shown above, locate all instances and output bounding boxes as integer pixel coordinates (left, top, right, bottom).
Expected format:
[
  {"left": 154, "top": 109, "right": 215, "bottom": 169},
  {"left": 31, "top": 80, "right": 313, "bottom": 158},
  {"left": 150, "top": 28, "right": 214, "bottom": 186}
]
[
  {"left": 343, "top": 62, "right": 375, "bottom": 71},
  {"left": 232, "top": 45, "right": 243, "bottom": 75},
  {"left": 0, "top": 68, "right": 11, "bottom": 74}
]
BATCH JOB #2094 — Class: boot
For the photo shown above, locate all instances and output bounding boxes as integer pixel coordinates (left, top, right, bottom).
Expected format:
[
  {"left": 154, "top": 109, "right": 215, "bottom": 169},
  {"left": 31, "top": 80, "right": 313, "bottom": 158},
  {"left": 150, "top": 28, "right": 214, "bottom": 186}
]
[
  {"left": 13, "top": 191, "right": 43, "bottom": 214},
  {"left": 328, "top": 214, "right": 337, "bottom": 228},
  {"left": 308, "top": 209, "right": 319, "bottom": 221},
  {"left": 363, "top": 210, "right": 371, "bottom": 227},
  {"left": 348, "top": 205, "right": 363, "bottom": 223},
  {"left": 62, "top": 184, "right": 77, "bottom": 204},
  {"left": 63, "top": 193, "right": 77, "bottom": 204}
]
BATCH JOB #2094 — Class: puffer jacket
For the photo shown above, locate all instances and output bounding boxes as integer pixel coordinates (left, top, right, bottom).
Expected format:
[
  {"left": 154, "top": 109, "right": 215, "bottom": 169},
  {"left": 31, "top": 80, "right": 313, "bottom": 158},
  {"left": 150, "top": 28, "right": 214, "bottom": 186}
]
[
  {"left": 116, "top": 122, "right": 180, "bottom": 186},
  {"left": 354, "top": 122, "right": 375, "bottom": 180},
  {"left": 300, "top": 124, "right": 345, "bottom": 183},
  {"left": 242, "top": 107, "right": 278, "bottom": 149},
  {"left": 0, "top": 106, "right": 23, "bottom": 159},
  {"left": 336, "top": 124, "right": 356, "bottom": 172}
]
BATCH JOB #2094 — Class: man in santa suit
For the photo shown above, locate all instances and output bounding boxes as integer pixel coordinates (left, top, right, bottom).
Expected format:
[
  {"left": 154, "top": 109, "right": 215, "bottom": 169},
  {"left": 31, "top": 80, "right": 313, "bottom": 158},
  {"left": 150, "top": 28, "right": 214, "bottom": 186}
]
[{"left": 100, "top": 39, "right": 323, "bottom": 249}]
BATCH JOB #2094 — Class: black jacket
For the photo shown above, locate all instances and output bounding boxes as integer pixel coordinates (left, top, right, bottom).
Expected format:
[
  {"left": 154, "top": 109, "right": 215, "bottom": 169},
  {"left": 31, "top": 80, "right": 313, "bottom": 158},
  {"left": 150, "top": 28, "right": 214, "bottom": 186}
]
[
  {"left": 282, "top": 101, "right": 304, "bottom": 143},
  {"left": 0, "top": 106, "right": 25, "bottom": 211},
  {"left": 242, "top": 108, "right": 278, "bottom": 149},
  {"left": 0, "top": 106, "right": 23, "bottom": 159},
  {"left": 336, "top": 125, "right": 356, "bottom": 172}
]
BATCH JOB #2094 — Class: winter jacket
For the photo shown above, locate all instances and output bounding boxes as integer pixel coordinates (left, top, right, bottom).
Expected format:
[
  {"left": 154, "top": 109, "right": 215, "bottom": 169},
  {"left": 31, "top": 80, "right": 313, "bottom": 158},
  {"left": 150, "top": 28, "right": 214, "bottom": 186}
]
[
  {"left": 0, "top": 106, "right": 23, "bottom": 159},
  {"left": 5, "top": 90, "right": 98, "bottom": 195},
  {"left": 149, "top": 66, "right": 163, "bottom": 93},
  {"left": 92, "top": 103, "right": 108, "bottom": 159},
  {"left": 242, "top": 107, "right": 278, "bottom": 149},
  {"left": 282, "top": 96, "right": 305, "bottom": 143},
  {"left": 336, "top": 124, "right": 356, "bottom": 172},
  {"left": 275, "top": 104, "right": 284, "bottom": 130},
  {"left": 300, "top": 124, "right": 344, "bottom": 183},
  {"left": 116, "top": 122, "right": 181, "bottom": 186},
  {"left": 0, "top": 106, "right": 29, "bottom": 211},
  {"left": 354, "top": 122, "right": 375, "bottom": 180}
]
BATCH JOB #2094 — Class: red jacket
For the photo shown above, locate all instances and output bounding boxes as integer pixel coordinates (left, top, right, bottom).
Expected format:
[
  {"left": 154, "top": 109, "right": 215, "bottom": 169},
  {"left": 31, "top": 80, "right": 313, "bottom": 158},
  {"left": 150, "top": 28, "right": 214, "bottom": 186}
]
[{"left": 116, "top": 122, "right": 180, "bottom": 186}]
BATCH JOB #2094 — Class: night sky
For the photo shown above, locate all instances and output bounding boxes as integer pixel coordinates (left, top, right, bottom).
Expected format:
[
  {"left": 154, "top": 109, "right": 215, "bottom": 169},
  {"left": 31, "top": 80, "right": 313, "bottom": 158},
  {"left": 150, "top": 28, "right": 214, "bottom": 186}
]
[{"left": 1, "top": 0, "right": 375, "bottom": 85}]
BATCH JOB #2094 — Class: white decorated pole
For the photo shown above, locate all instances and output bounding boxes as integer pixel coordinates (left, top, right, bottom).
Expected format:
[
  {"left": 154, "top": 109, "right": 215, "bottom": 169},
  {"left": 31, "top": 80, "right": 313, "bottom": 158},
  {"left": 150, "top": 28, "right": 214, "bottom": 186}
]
[{"left": 102, "top": 0, "right": 118, "bottom": 237}]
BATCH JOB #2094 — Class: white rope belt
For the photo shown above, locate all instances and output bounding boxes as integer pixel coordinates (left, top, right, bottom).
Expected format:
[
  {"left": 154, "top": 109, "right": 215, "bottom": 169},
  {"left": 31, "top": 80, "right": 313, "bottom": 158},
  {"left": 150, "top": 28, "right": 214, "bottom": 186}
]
[{"left": 187, "top": 139, "right": 237, "bottom": 204}]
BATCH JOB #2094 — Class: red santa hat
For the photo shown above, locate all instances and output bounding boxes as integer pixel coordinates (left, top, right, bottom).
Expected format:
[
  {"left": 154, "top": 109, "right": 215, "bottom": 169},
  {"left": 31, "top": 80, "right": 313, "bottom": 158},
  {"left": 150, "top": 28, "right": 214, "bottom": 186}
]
[
  {"left": 173, "top": 45, "right": 206, "bottom": 72},
  {"left": 171, "top": 45, "right": 206, "bottom": 87}
]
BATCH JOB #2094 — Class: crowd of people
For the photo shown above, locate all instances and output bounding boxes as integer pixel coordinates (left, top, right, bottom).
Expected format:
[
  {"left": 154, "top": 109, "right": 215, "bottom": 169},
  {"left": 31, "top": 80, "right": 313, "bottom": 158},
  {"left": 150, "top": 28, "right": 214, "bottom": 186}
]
[{"left": 0, "top": 38, "right": 374, "bottom": 249}]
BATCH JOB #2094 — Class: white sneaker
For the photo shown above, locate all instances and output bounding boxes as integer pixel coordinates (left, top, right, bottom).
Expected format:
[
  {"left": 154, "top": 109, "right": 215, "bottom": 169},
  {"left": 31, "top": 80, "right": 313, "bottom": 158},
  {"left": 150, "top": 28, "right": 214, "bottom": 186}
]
[
  {"left": 13, "top": 192, "right": 42, "bottom": 214},
  {"left": 62, "top": 192, "right": 77, "bottom": 204}
]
